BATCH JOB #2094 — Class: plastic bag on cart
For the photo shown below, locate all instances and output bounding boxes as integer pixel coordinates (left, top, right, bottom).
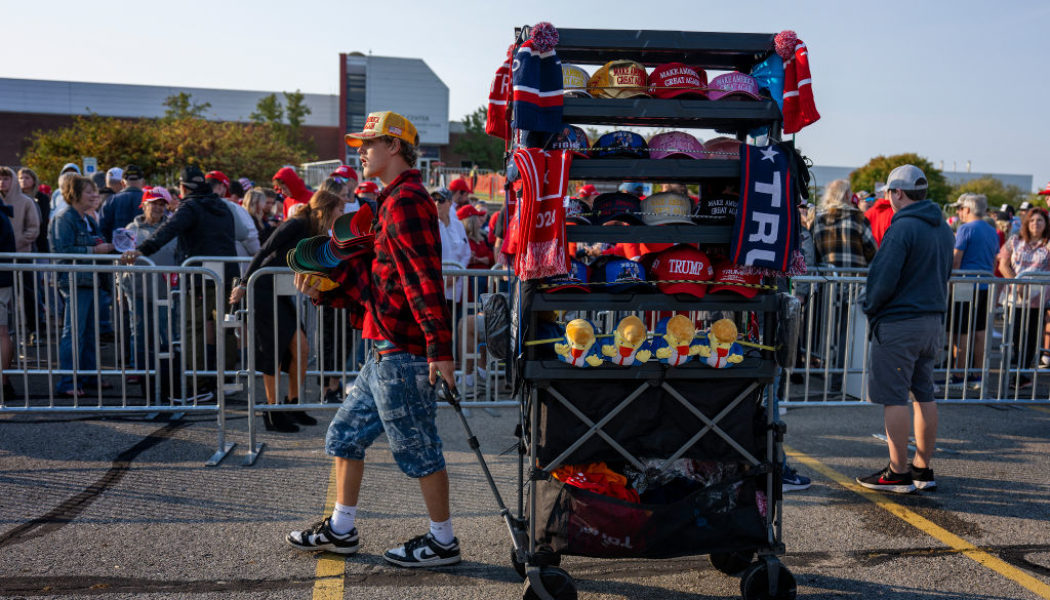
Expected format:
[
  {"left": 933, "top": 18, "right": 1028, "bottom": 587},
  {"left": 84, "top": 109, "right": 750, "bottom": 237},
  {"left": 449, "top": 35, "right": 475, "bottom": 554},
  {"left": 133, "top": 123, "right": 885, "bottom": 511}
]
[
  {"left": 534, "top": 475, "right": 766, "bottom": 559},
  {"left": 776, "top": 292, "right": 800, "bottom": 368}
]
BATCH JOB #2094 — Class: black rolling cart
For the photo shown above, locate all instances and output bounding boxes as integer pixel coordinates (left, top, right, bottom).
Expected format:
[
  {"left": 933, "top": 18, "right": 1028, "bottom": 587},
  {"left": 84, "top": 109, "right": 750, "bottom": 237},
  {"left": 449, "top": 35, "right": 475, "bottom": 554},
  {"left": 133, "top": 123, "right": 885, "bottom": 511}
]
[{"left": 449, "top": 26, "right": 800, "bottom": 600}]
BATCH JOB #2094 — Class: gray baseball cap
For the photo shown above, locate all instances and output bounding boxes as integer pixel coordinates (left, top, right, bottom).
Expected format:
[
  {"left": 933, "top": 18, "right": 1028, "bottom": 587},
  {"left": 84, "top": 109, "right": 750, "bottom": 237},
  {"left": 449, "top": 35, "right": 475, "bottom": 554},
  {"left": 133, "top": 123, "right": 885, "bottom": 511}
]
[{"left": 885, "top": 164, "right": 928, "bottom": 191}]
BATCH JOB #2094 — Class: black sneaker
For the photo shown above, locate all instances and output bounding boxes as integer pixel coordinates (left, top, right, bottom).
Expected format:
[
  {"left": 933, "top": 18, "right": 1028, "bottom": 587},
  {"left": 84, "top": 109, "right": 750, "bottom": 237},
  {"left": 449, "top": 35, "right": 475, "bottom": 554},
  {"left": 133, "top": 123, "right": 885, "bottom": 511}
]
[
  {"left": 856, "top": 465, "right": 916, "bottom": 494},
  {"left": 383, "top": 532, "right": 461, "bottom": 568},
  {"left": 285, "top": 517, "right": 359, "bottom": 554},
  {"left": 909, "top": 463, "right": 937, "bottom": 491}
]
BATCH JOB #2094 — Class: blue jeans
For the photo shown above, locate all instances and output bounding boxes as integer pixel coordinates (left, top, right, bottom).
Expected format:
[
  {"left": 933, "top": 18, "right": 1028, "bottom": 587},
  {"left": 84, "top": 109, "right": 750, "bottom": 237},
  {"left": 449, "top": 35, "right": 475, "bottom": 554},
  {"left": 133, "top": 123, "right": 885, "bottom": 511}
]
[
  {"left": 325, "top": 351, "right": 445, "bottom": 478},
  {"left": 57, "top": 287, "right": 98, "bottom": 393}
]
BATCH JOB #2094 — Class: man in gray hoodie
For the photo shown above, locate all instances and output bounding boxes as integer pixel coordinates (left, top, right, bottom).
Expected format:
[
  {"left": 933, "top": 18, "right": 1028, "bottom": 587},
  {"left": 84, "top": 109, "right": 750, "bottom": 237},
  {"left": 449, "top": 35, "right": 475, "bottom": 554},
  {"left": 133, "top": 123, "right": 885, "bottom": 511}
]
[{"left": 857, "top": 165, "right": 954, "bottom": 494}]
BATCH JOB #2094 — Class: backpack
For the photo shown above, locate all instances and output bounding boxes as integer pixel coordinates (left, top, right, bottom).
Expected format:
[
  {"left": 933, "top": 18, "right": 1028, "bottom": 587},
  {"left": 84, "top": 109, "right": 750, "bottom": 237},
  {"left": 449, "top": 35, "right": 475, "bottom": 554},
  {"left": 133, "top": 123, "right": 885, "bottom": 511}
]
[{"left": 481, "top": 292, "right": 511, "bottom": 361}]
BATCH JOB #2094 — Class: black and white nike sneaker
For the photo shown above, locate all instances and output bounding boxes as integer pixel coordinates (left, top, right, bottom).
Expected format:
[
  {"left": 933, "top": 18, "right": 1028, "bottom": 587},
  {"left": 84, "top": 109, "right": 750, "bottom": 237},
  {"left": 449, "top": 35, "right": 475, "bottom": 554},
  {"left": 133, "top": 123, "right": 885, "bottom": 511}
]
[
  {"left": 383, "top": 532, "right": 461, "bottom": 567},
  {"left": 285, "top": 517, "right": 359, "bottom": 554}
]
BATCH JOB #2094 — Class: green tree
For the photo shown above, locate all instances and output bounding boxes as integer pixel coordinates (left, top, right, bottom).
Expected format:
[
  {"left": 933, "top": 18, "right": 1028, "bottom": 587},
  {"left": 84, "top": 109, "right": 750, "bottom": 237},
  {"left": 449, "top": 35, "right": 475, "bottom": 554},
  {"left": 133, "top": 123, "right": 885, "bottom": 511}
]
[
  {"left": 453, "top": 106, "right": 505, "bottom": 171},
  {"left": 21, "top": 115, "right": 315, "bottom": 187},
  {"left": 849, "top": 153, "right": 950, "bottom": 205},
  {"left": 162, "top": 92, "right": 211, "bottom": 120},
  {"left": 949, "top": 177, "right": 1029, "bottom": 212},
  {"left": 250, "top": 91, "right": 314, "bottom": 153},
  {"left": 284, "top": 90, "right": 312, "bottom": 130},
  {"left": 250, "top": 93, "right": 284, "bottom": 124}
]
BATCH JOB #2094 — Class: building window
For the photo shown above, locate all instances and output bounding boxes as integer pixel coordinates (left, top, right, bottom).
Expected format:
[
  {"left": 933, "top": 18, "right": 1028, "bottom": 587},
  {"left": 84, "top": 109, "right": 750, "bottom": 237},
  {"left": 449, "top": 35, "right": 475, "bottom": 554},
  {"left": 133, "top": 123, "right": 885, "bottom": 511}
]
[{"left": 346, "top": 59, "right": 367, "bottom": 134}]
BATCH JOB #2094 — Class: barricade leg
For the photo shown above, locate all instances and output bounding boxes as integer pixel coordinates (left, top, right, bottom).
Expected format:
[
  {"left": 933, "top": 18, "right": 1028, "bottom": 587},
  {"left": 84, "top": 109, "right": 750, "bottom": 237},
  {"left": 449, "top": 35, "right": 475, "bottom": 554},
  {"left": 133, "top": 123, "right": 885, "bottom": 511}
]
[{"left": 208, "top": 273, "right": 234, "bottom": 467}]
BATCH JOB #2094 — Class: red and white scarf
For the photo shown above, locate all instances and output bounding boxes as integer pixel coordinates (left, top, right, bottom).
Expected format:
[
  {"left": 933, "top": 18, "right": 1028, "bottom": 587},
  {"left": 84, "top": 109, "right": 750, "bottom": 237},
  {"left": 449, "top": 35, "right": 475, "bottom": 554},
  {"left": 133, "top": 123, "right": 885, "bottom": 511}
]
[
  {"left": 485, "top": 45, "right": 514, "bottom": 141},
  {"left": 511, "top": 148, "right": 572, "bottom": 279}
]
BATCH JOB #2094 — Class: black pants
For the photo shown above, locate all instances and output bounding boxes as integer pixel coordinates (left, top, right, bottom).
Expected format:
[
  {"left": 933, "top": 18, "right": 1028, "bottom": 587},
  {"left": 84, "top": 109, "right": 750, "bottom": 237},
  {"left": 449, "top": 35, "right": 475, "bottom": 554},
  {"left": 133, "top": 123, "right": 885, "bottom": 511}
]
[{"left": 1011, "top": 307, "right": 1043, "bottom": 369}]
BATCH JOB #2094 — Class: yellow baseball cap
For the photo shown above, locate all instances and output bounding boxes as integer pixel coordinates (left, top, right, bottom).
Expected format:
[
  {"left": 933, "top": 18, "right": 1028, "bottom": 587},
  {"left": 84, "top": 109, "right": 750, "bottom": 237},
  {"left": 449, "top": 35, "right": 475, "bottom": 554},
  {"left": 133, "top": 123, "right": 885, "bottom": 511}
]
[
  {"left": 587, "top": 60, "right": 649, "bottom": 99},
  {"left": 345, "top": 111, "right": 420, "bottom": 148}
]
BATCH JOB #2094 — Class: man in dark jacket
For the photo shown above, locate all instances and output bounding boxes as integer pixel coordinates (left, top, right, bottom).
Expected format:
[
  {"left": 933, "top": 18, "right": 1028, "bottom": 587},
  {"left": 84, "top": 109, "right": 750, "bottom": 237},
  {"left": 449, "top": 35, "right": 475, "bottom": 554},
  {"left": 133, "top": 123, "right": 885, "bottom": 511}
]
[
  {"left": 858, "top": 164, "right": 954, "bottom": 494},
  {"left": 121, "top": 165, "right": 238, "bottom": 381},
  {"left": 100, "top": 165, "right": 146, "bottom": 242}
]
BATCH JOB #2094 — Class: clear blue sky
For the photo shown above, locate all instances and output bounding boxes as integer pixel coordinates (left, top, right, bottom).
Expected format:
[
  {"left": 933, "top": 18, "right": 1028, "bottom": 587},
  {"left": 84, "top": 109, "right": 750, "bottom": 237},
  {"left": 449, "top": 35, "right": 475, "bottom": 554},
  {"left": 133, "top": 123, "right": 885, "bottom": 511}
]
[{"left": 7, "top": 0, "right": 1048, "bottom": 192}]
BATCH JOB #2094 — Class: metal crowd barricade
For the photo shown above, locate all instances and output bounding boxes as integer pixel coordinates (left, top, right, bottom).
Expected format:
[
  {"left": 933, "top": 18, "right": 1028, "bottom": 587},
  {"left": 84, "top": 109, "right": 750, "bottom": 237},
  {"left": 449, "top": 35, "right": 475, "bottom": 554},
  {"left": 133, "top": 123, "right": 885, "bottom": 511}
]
[
  {"left": 238, "top": 265, "right": 514, "bottom": 465},
  {"left": 0, "top": 261, "right": 235, "bottom": 466},
  {"left": 3, "top": 252, "right": 158, "bottom": 400},
  {"left": 783, "top": 269, "right": 1050, "bottom": 406}
]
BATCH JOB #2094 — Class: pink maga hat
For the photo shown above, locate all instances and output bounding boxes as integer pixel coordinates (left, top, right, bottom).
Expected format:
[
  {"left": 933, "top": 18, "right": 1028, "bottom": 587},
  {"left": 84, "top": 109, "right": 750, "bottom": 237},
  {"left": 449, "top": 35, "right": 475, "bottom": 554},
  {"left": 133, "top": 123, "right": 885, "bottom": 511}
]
[
  {"left": 707, "top": 72, "right": 762, "bottom": 101},
  {"left": 648, "top": 131, "right": 706, "bottom": 160}
]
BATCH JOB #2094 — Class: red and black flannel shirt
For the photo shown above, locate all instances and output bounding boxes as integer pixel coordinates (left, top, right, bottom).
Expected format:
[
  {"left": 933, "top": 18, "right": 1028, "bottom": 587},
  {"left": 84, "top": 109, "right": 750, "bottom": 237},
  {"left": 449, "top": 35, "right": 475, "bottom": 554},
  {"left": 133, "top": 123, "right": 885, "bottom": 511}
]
[{"left": 323, "top": 169, "right": 453, "bottom": 362}]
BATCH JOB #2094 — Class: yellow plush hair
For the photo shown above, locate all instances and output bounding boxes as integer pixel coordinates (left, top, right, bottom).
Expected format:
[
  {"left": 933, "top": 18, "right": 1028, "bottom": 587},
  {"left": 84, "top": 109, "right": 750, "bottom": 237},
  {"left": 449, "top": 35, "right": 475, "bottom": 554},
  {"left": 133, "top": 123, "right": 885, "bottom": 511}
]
[
  {"left": 618, "top": 316, "right": 647, "bottom": 346},
  {"left": 710, "top": 318, "right": 738, "bottom": 344},
  {"left": 565, "top": 319, "right": 595, "bottom": 346},
  {"left": 666, "top": 314, "right": 695, "bottom": 342}
]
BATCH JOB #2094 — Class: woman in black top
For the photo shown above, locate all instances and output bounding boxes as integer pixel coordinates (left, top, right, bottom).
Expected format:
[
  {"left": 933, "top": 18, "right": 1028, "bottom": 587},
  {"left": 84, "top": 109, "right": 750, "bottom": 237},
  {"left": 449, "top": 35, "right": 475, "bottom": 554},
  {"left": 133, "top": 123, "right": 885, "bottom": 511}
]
[{"left": 229, "top": 190, "right": 343, "bottom": 433}]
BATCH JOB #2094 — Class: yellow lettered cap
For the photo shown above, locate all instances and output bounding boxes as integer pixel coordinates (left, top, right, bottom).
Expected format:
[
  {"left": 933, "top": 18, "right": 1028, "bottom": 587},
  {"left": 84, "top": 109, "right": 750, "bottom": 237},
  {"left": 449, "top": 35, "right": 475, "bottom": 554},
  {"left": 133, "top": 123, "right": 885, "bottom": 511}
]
[{"left": 345, "top": 111, "right": 420, "bottom": 148}]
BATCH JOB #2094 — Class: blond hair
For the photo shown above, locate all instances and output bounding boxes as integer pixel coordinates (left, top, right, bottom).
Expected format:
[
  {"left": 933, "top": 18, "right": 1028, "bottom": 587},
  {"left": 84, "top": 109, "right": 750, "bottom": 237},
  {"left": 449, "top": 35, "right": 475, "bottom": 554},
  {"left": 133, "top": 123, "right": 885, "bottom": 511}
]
[{"left": 821, "top": 179, "right": 852, "bottom": 210}]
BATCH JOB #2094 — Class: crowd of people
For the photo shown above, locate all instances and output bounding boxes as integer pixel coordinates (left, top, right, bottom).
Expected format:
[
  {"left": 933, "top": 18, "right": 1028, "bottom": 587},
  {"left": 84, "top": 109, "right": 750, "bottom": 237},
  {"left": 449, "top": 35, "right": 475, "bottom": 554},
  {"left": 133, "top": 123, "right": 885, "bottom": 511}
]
[
  {"left": 802, "top": 176, "right": 1048, "bottom": 387},
  {"left": 3, "top": 159, "right": 1042, "bottom": 412},
  {"left": 0, "top": 159, "right": 499, "bottom": 422}
]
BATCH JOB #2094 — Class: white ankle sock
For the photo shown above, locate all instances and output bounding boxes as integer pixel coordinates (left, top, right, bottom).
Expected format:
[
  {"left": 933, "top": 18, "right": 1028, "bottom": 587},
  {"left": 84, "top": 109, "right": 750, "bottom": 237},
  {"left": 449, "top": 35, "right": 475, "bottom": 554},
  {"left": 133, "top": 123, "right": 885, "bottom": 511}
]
[
  {"left": 429, "top": 519, "right": 454, "bottom": 545},
  {"left": 476, "top": 366, "right": 487, "bottom": 379},
  {"left": 330, "top": 502, "right": 356, "bottom": 535}
]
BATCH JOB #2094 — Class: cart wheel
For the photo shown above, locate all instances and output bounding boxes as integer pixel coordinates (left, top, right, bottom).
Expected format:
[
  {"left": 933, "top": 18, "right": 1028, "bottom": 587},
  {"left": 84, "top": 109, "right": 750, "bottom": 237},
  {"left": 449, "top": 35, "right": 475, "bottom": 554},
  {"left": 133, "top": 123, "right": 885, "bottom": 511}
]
[
  {"left": 739, "top": 561, "right": 796, "bottom": 600},
  {"left": 522, "top": 566, "right": 577, "bottom": 600},
  {"left": 511, "top": 547, "right": 562, "bottom": 581},
  {"left": 710, "top": 550, "right": 754, "bottom": 576}
]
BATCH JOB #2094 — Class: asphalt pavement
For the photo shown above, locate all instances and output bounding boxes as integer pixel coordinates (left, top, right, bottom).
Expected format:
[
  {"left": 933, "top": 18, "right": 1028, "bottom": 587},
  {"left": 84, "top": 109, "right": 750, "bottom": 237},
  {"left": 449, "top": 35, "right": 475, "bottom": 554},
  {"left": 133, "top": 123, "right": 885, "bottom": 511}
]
[{"left": 2, "top": 400, "right": 1049, "bottom": 600}]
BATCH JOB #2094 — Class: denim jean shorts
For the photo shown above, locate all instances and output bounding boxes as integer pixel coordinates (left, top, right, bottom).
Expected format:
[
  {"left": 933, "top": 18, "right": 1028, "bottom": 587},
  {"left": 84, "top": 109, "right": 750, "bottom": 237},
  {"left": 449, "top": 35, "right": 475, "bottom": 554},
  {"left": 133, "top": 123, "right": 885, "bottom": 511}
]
[{"left": 325, "top": 351, "right": 445, "bottom": 478}]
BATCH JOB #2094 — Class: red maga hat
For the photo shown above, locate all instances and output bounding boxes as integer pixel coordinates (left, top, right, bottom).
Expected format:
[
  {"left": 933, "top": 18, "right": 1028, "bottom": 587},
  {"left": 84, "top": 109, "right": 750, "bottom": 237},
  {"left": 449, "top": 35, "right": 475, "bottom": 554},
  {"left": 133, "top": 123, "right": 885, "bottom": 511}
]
[
  {"left": 709, "top": 260, "right": 762, "bottom": 299},
  {"left": 577, "top": 184, "right": 598, "bottom": 197},
  {"left": 648, "top": 62, "right": 709, "bottom": 99},
  {"left": 205, "top": 170, "right": 230, "bottom": 188},
  {"left": 456, "top": 204, "right": 486, "bottom": 220},
  {"left": 449, "top": 178, "right": 472, "bottom": 193},
  {"left": 331, "top": 165, "right": 359, "bottom": 181}
]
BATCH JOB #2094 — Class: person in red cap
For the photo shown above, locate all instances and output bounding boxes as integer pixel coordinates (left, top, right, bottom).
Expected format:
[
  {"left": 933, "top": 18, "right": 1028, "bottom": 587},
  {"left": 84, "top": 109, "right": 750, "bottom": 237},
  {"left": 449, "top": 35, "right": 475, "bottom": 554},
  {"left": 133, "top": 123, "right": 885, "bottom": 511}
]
[
  {"left": 206, "top": 171, "right": 231, "bottom": 196},
  {"left": 356, "top": 181, "right": 379, "bottom": 213},
  {"left": 273, "top": 166, "right": 313, "bottom": 219},
  {"left": 448, "top": 177, "right": 472, "bottom": 208},
  {"left": 457, "top": 204, "right": 494, "bottom": 270},
  {"left": 576, "top": 183, "right": 599, "bottom": 208},
  {"left": 123, "top": 187, "right": 178, "bottom": 376},
  {"left": 331, "top": 164, "right": 358, "bottom": 183},
  {"left": 327, "top": 165, "right": 359, "bottom": 212},
  {"left": 356, "top": 180, "right": 378, "bottom": 199},
  {"left": 208, "top": 171, "right": 260, "bottom": 256}
]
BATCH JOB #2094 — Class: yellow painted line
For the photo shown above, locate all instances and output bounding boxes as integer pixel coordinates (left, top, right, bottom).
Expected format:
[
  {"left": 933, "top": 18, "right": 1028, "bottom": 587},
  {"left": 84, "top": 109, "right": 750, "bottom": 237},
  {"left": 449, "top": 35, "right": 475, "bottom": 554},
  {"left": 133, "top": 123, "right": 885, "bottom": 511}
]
[
  {"left": 312, "top": 462, "right": 345, "bottom": 600},
  {"left": 785, "top": 445, "right": 1050, "bottom": 600}
]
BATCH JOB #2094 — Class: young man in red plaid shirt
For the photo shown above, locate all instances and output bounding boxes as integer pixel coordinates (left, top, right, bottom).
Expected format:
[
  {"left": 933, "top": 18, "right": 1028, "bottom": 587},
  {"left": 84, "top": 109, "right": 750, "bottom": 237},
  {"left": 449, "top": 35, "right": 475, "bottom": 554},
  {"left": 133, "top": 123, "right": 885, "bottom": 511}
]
[{"left": 286, "top": 112, "right": 461, "bottom": 567}]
